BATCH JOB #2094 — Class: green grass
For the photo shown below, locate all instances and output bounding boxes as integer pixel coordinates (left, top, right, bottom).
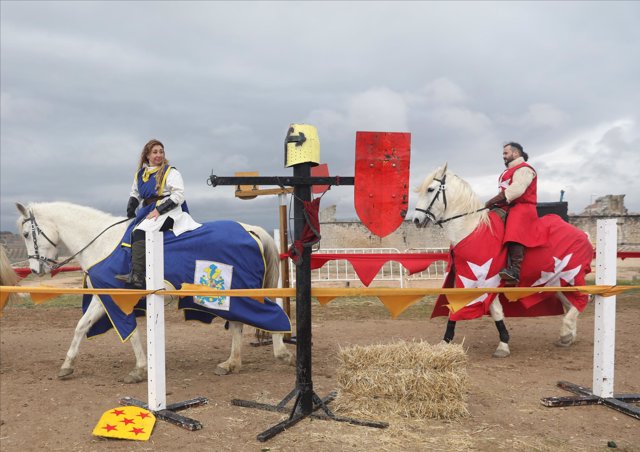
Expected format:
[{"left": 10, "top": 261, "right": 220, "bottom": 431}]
[
  {"left": 7, "top": 293, "right": 83, "bottom": 309},
  {"left": 307, "top": 295, "right": 438, "bottom": 321}
]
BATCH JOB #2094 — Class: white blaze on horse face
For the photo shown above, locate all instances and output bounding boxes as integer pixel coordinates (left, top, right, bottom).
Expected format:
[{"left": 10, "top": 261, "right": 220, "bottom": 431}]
[
  {"left": 19, "top": 216, "right": 58, "bottom": 275},
  {"left": 413, "top": 174, "right": 446, "bottom": 227},
  {"left": 20, "top": 222, "right": 40, "bottom": 274}
]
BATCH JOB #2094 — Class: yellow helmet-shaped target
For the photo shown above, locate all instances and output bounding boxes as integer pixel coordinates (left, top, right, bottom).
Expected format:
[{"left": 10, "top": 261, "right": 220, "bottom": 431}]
[{"left": 284, "top": 124, "right": 320, "bottom": 168}]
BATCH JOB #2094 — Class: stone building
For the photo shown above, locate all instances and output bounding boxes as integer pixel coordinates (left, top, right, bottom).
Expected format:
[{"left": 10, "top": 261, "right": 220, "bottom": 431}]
[{"left": 316, "top": 195, "right": 640, "bottom": 251}]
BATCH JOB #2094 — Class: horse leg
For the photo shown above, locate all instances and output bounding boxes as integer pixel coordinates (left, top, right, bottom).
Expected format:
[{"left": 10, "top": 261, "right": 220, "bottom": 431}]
[
  {"left": 271, "top": 333, "right": 294, "bottom": 366},
  {"left": 555, "top": 292, "right": 579, "bottom": 347},
  {"left": 123, "top": 329, "right": 147, "bottom": 384},
  {"left": 490, "top": 298, "right": 510, "bottom": 358},
  {"left": 58, "top": 296, "right": 104, "bottom": 379},
  {"left": 215, "top": 321, "right": 243, "bottom": 375},
  {"left": 443, "top": 319, "right": 457, "bottom": 343},
  {"left": 123, "top": 295, "right": 179, "bottom": 383}
]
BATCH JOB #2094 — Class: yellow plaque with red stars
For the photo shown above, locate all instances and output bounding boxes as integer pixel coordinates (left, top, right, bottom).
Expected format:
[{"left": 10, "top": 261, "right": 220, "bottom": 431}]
[{"left": 92, "top": 406, "right": 156, "bottom": 441}]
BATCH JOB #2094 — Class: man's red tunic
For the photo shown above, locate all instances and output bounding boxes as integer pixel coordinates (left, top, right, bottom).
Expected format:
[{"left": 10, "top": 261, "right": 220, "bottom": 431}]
[{"left": 499, "top": 162, "right": 547, "bottom": 247}]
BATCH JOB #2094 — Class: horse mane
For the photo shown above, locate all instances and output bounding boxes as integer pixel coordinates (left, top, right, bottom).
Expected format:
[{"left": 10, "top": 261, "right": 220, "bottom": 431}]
[
  {"left": 20, "top": 202, "right": 121, "bottom": 225},
  {"left": 446, "top": 173, "right": 491, "bottom": 228},
  {"left": 416, "top": 166, "right": 490, "bottom": 229}
]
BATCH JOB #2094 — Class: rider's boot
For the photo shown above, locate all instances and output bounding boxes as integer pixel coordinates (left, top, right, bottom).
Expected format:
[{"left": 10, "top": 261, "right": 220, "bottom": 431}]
[
  {"left": 115, "top": 238, "right": 145, "bottom": 289},
  {"left": 499, "top": 242, "right": 524, "bottom": 286}
]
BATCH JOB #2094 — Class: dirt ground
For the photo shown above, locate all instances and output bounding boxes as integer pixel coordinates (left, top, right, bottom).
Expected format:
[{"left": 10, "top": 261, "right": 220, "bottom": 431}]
[{"left": 1, "top": 275, "right": 639, "bottom": 452}]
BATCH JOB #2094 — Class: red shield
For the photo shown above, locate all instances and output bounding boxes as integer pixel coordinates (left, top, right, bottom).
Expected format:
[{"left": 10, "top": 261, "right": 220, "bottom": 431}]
[
  {"left": 354, "top": 131, "right": 411, "bottom": 237},
  {"left": 311, "top": 163, "right": 330, "bottom": 194}
]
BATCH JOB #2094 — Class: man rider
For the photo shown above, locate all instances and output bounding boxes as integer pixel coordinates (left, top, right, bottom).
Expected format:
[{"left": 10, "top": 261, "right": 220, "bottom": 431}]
[{"left": 485, "top": 142, "right": 546, "bottom": 285}]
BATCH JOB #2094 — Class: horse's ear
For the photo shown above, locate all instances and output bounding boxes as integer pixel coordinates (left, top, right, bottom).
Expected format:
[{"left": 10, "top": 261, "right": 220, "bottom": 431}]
[
  {"left": 441, "top": 162, "right": 448, "bottom": 176},
  {"left": 16, "top": 203, "right": 28, "bottom": 218}
]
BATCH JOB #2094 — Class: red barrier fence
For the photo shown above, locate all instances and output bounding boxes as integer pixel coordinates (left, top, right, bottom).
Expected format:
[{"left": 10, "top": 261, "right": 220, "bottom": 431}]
[
  {"left": 13, "top": 252, "right": 639, "bottom": 282},
  {"left": 13, "top": 266, "right": 82, "bottom": 279}
]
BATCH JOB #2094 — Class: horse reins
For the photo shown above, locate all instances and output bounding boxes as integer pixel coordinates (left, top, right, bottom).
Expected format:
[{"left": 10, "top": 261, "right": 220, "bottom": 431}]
[
  {"left": 22, "top": 211, "right": 130, "bottom": 272},
  {"left": 414, "top": 173, "right": 488, "bottom": 227}
]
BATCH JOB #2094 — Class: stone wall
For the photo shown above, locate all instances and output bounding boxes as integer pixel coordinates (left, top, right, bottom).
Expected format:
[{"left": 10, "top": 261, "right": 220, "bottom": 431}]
[
  {"left": 318, "top": 220, "right": 449, "bottom": 251},
  {"left": 317, "top": 206, "right": 640, "bottom": 251},
  {"left": 569, "top": 215, "right": 640, "bottom": 247}
]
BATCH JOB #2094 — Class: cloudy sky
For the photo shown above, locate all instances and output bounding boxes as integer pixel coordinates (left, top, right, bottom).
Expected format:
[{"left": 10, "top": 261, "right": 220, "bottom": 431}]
[{"left": 2, "top": 1, "right": 639, "bottom": 235}]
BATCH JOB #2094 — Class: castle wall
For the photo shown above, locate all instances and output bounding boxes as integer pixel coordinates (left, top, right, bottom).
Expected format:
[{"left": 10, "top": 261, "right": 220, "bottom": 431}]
[{"left": 318, "top": 215, "right": 640, "bottom": 251}]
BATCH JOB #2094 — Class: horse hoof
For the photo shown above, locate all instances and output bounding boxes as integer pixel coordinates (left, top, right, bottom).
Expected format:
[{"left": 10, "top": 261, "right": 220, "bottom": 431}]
[
  {"left": 123, "top": 369, "right": 146, "bottom": 384},
  {"left": 214, "top": 366, "right": 231, "bottom": 376},
  {"left": 277, "top": 352, "right": 295, "bottom": 366},
  {"left": 123, "top": 375, "right": 144, "bottom": 384},
  {"left": 58, "top": 368, "right": 74, "bottom": 379},
  {"left": 554, "top": 337, "right": 574, "bottom": 348},
  {"left": 492, "top": 349, "right": 510, "bottom": 358}
]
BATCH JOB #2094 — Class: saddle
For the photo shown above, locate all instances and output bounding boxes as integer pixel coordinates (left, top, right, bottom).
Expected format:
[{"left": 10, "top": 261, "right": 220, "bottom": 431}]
[{"left": 489, "top": 207, "right": 508, "bottom": 223}]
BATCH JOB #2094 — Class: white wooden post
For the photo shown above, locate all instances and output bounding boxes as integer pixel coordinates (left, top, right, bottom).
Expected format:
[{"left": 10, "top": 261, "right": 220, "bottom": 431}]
[
  {"left": 146, "top": 231, "right": 166, "bottom": 410},
  {"left": 593, "top": 219, "right": 616, "bottom": 398}
]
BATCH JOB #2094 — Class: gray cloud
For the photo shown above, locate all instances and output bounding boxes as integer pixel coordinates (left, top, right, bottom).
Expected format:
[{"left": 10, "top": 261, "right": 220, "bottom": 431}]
[{"left": 2, "top": 1, "right": 639, "bottom": 235}]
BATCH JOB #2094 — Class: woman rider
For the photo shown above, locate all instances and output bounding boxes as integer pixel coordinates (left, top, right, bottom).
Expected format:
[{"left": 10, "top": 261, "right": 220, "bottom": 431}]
[{"left": 115, "top": 139, "right": 201, "bottom": 288}]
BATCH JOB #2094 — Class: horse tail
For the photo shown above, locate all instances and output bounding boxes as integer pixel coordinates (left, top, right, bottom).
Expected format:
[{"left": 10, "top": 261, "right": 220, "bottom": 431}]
[
  {"left": 251, "top": 226, "right": 280, "bottom": 289},
  {"left": 0, "top": 244, "right": 20, "bottom": 310}
]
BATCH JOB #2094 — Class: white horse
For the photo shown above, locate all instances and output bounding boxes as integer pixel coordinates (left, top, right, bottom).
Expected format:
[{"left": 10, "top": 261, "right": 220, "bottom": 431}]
[
  {"left": 15, "top": 201, "right": 293, "bottom": 382},
  {"left": 412, "top": 164, "right": 592, "bottom": 358}
]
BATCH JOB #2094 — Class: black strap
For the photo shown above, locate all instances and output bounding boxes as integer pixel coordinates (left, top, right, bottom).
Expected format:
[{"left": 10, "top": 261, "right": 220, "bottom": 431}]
[
  {"left": 143, "top": 195, "right": 169, "bottom": 207},
  {"left": 51, "top": 217, "right": 131, "bottom": 270}
]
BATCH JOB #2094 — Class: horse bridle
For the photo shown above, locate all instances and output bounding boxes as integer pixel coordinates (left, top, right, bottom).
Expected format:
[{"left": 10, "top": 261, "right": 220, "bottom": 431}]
[
  {"left": 22, "top": 210, "right": 130, "bottom": 274},
  {"left": 22, "top": 210, "right": 59, "bottom": 273},
  {"left": 415, "top": 173, "right": 488, "bottom": 227},
  {"left": 415, "top": 173, "right": 448, "bottom": 226}
]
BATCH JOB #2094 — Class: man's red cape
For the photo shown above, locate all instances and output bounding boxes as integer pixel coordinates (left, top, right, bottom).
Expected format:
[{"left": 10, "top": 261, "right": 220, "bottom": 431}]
[{"left": 432, "top": 212, "right": 593, "bottom": 320}]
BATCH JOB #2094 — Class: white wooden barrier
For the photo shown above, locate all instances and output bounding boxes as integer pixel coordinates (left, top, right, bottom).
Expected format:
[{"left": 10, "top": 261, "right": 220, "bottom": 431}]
[
  {"left": 146, "top": 231, "right": 166, "bottom": 411},
  {"left": 121, "top": 231, "right": 207, "bottom": 430},
  {"left": 541, "top": 218, "right": 639, "bottom": 419},
  {"left": 286, "top": 247, "right": 449, "bottom": 288},
  {"left": 290, "top": 247, "right": 406, "bottom": 287},
  {"left": 403, "top": 247, "right": 449, "bottom": 281},
  {"left": 593, "top": 219, "right": 616, "bottom": 397}
]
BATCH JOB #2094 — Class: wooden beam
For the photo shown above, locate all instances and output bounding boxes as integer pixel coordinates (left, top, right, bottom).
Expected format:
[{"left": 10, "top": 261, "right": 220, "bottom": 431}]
[
  {"left": 233, "top": 171, "right": 294, "bottom": 199},
  {"left": 236, "top": 187, "right": 293, "bottom": 199}
]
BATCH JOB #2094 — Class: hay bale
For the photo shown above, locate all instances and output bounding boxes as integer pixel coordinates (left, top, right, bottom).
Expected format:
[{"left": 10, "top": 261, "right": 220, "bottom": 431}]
[{"left": 333, "top": 340, "right": 469, "bottom": 420}]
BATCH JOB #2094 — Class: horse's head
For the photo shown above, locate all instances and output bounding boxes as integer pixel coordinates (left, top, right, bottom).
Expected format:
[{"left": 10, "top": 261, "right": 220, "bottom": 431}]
[
  {"left": 412, "top": 163, "right": 449, "bottom": 228},
  {"left": 16, "top": 203, "right": 60, "bottom": 276}
]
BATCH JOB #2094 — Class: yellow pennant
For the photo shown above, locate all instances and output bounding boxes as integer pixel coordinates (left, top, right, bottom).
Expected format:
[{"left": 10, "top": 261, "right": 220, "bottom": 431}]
[
  {"left": 378, "top": 295, "right": 423, "bottom": 319},
  {"left": 314, "top": 296, "right": 337, "bottom": 306},
  {"left": 29, "top": 290, "right": 59, "bottom": 304},
  {"left": 445, "top": 293, "right": 484, "bottom": 313},
  {"left": 92, "top": 406, "right": 156, "bottom": 441},
  {"left": 111, "top": 293, "right": 145, "bottom": 314},
  {"left": 0, "top": 291, "right": 9, "bottom": 315}
]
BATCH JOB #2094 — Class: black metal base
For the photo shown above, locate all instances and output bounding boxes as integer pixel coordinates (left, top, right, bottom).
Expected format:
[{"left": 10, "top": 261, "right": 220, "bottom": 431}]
[
  {"left": 120, "top": 396, "right": 209, "bottom": 431},
  {"left": 232, "top": 388, "right": 388, "bottom": 442},
  {"left": 541, "top": 381, "right": 640, "bottom": 420},
  {"left": 250, "top": 329, "right": 273, "bottom": 347},
  {"left": 250, "top": 333, "right": 298, "bottom": 347}
]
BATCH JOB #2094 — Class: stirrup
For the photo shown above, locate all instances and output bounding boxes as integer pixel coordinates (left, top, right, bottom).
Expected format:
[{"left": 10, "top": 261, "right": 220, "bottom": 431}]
[
  {"left": 124, "top": 280, "right": 145, "bottom": 290},
  {"left": 114, "top": 273, "right": 132, "bottom": 283},
  {"left": 498, "top": 268, "right": 519, "bottom": 284}
]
